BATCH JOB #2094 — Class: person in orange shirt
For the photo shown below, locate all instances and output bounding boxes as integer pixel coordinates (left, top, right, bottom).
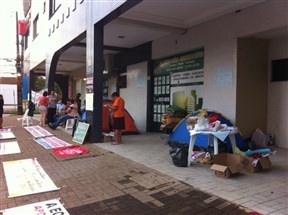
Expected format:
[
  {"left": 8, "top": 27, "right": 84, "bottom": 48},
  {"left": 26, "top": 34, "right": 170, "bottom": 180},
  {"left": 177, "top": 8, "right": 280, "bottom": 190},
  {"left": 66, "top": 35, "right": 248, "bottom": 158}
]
[{"left": 107, "top": 92, "right": 125, "bottom": 145}]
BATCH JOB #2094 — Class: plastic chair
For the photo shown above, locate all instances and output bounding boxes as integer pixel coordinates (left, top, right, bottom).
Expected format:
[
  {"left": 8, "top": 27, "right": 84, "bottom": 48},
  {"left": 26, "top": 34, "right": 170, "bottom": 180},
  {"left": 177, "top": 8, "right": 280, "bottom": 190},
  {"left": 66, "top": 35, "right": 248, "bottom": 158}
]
[
  {"left": 65, "top": 117, "right": 76, "bottom": 130},
  {"left": 21, "top": 109, "right": 33, "bottom": 127}
]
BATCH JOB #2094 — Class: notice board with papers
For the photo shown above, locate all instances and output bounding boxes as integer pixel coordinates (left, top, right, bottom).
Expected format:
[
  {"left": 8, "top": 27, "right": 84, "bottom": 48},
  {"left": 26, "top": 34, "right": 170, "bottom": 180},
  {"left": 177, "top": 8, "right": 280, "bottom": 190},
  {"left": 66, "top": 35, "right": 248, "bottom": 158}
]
[{"left": 72, "top": 122, "right": 90, "bottom": 144}]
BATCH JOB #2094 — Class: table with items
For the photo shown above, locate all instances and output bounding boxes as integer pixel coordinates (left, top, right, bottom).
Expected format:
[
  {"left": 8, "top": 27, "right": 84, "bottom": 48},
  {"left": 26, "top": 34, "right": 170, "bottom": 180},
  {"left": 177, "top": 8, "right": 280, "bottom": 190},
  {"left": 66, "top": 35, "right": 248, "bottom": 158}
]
[{"left": 187, "top": 127, "right": 238, "bottom": 167}]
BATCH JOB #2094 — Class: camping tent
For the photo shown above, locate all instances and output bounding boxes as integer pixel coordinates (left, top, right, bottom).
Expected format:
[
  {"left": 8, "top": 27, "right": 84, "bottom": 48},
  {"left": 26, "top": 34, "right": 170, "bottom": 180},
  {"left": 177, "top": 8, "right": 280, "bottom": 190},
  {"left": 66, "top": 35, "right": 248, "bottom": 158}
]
[
  {"left": 102, "top": 100, "right": 139, "bottom": 134},
  {"left": 168, "top": 110, "right": 249, "bottom": 152}
]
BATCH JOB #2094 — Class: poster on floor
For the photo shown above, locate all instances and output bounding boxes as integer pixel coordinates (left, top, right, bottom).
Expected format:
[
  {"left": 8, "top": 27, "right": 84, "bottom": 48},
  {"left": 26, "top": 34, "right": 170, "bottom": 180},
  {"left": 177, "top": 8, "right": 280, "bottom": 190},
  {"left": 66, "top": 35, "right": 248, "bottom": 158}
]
[
  {"left": 1, "top": 198, "right": 70, "bottom": 215},
  {"left": 0, "top": 141, "right": 21, "bottom": 155},
  {"left": 24, "top": 125, "right": 54, "bottom": 138},
  {"left": 34, "top": 136, "right": 72, "bottom": 149},
  {"left": 2, "top": 158, "right": 60, "bottom": 198},
  {"left": 0, "top": 129, "right": 16, "bottom": 140}
]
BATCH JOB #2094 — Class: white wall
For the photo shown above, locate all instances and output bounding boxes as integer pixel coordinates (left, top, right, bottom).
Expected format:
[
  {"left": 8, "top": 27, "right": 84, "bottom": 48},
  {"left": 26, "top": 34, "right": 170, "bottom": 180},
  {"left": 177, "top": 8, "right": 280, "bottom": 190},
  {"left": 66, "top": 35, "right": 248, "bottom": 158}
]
[
  {"left": 0, "top": 84, "right": 17, "bottom": 106},
  {"left": 152, "top": 1, "right": 288, "bottom": 124},
  {"left": 120, "top": 62, "right": 147, "bottom": 133},
  {"left": 267, "top": 36, "right": 288, "bottom": 148}
]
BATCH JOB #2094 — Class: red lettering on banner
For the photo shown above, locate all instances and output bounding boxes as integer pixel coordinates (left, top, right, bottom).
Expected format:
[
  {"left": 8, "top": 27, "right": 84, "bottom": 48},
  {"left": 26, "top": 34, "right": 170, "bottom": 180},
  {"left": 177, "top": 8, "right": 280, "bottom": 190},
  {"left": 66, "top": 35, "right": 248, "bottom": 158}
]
[{"left": 34, "top": 205, "right": 46, "bottom": 215}]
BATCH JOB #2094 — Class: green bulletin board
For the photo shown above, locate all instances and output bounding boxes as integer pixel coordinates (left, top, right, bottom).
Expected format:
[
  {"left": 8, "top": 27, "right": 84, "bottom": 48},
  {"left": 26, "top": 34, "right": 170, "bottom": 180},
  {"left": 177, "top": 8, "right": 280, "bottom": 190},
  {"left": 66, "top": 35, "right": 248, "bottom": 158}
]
[
  {"left": 152, "top": 48, "right": 205, "bottom": 131},
  {"left": 72, "top": 122, "right": 90, "bottom": 144}
]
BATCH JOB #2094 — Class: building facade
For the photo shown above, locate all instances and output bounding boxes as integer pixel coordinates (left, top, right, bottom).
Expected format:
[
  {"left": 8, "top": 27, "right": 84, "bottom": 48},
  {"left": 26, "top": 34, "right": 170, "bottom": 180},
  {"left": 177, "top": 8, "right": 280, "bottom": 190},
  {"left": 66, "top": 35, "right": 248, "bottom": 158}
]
[{"left": 21, "top": 0, "right": 288, "bottom": 147}]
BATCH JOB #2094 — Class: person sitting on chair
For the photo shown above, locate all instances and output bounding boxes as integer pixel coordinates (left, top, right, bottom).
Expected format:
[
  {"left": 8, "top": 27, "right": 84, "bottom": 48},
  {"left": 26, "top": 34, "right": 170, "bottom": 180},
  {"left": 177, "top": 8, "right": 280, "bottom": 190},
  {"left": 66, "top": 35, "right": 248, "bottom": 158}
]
[
  {"left": 54, "top": 99, "right": 66, "bottom": 121},
  {"left": 48, "top": 99, "right": 78, "bottom": 130}
]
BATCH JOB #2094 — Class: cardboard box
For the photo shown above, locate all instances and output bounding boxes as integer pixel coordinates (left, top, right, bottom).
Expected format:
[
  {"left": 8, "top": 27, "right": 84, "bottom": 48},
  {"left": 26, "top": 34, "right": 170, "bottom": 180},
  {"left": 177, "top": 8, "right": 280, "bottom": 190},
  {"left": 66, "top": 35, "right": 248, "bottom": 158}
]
[
  {"left": 102, "top": 132, "right": 114, "bottom": 142},
  {"left": 240, "top": 156, "right": 271, "bottom": 173},
  {"left": 211, "top": 153, "right": 242, "bottom": 178},
  {"left": 103, "top": 136, "right": 113, "bottom": 142}
]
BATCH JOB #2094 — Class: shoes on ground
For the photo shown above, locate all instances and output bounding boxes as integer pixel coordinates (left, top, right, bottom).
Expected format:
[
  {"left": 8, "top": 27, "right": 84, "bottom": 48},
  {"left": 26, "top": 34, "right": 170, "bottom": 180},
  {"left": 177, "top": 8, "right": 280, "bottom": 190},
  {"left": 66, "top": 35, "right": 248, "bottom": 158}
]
[{"left": 48, "top": 123, "right": 55, "bottom": 130}]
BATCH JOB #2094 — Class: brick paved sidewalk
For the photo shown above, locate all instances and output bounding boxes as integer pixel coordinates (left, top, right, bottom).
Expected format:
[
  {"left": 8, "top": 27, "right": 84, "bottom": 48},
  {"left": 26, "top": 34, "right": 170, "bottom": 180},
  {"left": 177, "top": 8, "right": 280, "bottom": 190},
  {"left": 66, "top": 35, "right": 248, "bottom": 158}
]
[{"left": 0, "top": 116, "right": 251, "bottom": 215}]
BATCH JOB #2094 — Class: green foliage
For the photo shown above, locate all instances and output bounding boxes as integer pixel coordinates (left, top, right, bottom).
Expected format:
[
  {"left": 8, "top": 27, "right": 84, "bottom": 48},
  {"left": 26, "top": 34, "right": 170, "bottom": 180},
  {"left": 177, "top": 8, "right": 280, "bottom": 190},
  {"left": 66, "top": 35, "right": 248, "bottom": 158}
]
[
  {"left": 35, "top": 76, "right": 46, "bottom": 91},
  {"left": 34, "top": 76, "right": 62, "bottom": 98}
]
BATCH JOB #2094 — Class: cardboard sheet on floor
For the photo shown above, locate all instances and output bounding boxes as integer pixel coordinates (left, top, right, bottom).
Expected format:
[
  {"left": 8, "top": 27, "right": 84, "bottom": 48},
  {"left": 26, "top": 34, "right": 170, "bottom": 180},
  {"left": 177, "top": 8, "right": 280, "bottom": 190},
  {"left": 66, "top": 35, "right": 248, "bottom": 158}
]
[
  {"left": 2, "top": 158, "right": 60, "bottom": 198},
  {"left": 53, "top": 145, "right": 90, "bottom": 158},
  {"left": 1, "top": 199, "right": 70, "bottom": 215},
  {"left": 34, "top": 136, "right": 72, "bottom": 149},
  {"left": 0, "top": 141, "right": 21, "bottom": 155},
  {"left": 0, "top": 129, "right": 16, "bottom": 140},
  {"left": 24, "top": 125, "right": 54, "bottom": 138}
]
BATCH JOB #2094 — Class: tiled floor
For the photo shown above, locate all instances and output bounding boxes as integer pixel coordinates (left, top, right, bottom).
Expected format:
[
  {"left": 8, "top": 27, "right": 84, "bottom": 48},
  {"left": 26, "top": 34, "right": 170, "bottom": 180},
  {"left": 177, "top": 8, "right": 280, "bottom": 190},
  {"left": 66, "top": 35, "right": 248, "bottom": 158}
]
[
  {"left": 94, "top": 132, "right": 288, "bottom": 215},
  {"left": 0, "top": 115, "right": 287, "bottom": 215},
  {"left": 56, "top": 115, "right": 288, "bottom": 215}
]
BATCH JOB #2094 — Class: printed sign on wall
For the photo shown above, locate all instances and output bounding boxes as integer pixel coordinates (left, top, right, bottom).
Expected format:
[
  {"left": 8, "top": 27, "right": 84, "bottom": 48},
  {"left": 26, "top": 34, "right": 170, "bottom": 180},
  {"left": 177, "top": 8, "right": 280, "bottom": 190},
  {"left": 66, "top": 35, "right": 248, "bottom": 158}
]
[{"left": 152, "top": 48, "right": 205, "bottom": 131}]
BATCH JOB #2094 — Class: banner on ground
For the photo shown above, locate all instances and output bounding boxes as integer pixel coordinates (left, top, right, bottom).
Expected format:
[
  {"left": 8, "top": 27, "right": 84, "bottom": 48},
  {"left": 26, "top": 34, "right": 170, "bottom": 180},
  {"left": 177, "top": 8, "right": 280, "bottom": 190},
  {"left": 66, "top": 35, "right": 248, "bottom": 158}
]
[
  {"left": 2, "top": 158, "right": 60, "bottom": 198},
  {"left": 34, "top": 136, "right": 72, "bottom": 149},
  {"left": 53, "top": 145, "right": 90, "bottom": 158},
  {"left": 1, "top": 198, "right": 70, "bottom": 215},
  {"left": 0, "top": 129, "right": 16, "bottom": 140},
  {"left": 0, "top": 141, "right": 21, "bottom": 155},
  {"left": 24, "top": 126, "right": 53, "bottom": 138}
]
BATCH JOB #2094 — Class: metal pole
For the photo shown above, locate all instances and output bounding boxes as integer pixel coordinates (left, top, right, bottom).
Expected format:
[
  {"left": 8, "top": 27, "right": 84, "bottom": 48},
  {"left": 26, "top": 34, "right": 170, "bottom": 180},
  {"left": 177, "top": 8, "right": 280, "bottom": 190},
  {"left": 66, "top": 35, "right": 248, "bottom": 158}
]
[{"left": 15, "top": 11, "right": 23, "bottom": 115}]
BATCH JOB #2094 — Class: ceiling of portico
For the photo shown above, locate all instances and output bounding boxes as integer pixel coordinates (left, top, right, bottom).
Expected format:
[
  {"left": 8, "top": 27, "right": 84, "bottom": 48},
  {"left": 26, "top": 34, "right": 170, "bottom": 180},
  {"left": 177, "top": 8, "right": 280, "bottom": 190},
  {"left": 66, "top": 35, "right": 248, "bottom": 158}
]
[{"left": 33, "top": 0, "right": 288, "bottom": 75}]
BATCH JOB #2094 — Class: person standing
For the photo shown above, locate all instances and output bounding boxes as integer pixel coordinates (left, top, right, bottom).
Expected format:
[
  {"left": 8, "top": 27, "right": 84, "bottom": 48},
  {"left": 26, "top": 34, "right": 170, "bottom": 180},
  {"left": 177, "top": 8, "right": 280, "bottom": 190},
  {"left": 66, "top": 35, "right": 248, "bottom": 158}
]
[
  {"left": 47, "top": 90, "right": 57, "bottom": 124},
  {"left": 75, "top": 93, "right": 81, "bottom": 114},
  {"left": 38, "top": 91, "right": 48, "bottom": 126},
  {"left": 0, "top": 94, "right": 4, "bottom": 129},
  {"left": 107, "top": 92, "right": 125, "bottom": 145}
]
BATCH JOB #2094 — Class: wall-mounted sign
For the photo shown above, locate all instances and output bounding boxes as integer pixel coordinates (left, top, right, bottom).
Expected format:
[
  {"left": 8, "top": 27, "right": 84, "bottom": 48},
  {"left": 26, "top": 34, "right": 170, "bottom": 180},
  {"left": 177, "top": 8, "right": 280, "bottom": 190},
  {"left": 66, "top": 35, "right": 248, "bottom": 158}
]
[{"left": 152, "top": 48, "right": 205, "bottom": 131}]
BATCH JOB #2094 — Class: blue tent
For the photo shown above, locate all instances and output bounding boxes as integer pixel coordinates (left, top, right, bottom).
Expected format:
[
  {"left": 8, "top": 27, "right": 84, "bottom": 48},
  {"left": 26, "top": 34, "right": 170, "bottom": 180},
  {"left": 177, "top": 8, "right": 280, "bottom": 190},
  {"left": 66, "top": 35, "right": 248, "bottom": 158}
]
[{"left": 168, "top": 110, "right": 249, "bottom": 152}]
